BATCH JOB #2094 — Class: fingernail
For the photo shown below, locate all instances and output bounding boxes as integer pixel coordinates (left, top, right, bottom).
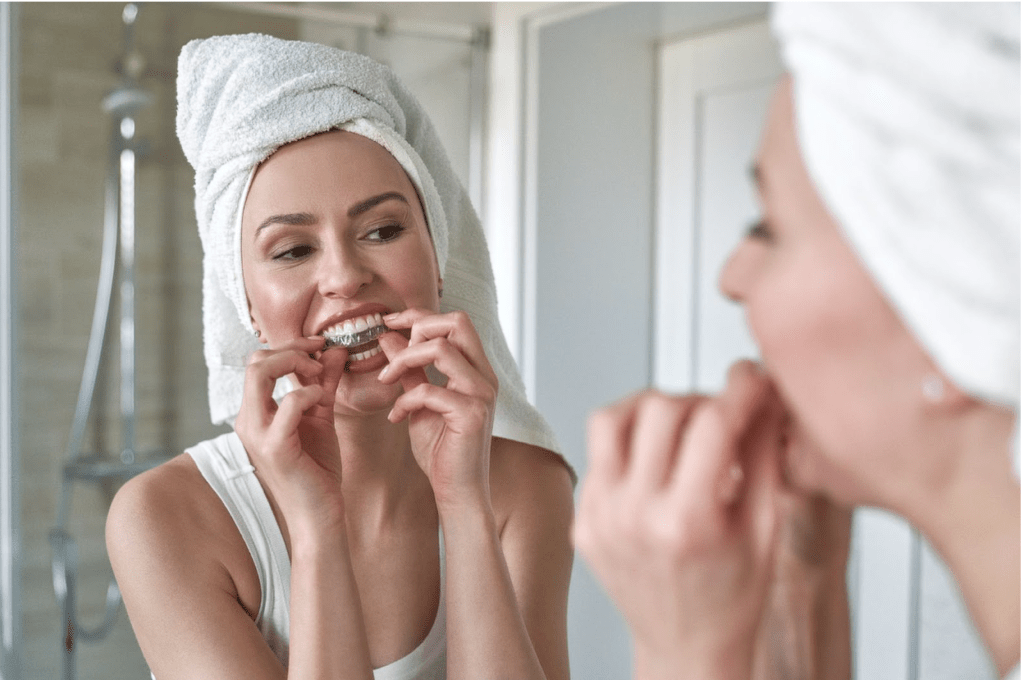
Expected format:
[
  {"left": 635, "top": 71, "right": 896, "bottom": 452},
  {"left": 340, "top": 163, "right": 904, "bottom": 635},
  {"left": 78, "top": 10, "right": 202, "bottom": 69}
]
[
  {"left": 387, "top": 407, "right": 397, "bottom": 422},
  {"left": 377, "top": 364, "right": 390, "bottom": 380},
  {"left": 383, "top": 312, "right": 399, "bottom": 322}
]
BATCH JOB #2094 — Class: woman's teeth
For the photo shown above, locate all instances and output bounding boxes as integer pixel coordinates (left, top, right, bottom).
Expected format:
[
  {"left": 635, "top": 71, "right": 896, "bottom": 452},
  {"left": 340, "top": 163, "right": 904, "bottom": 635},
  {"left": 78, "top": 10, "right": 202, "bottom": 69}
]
[
  {"left": 348, "top": 344, "right": 382, "bottom": 362},
  {"left": 323, "top": 313, "right": 388, "bottom": 349}
]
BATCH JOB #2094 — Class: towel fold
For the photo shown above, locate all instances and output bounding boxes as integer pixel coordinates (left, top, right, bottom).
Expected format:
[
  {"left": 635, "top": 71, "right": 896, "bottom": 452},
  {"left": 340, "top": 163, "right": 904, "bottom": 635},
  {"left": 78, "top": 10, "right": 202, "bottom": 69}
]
[
  {"left": 773, "top": 2, "right": 1020, "bottom": 407},
  {"left": 177, "top": 34, "right": 566, "bottom": 474}
]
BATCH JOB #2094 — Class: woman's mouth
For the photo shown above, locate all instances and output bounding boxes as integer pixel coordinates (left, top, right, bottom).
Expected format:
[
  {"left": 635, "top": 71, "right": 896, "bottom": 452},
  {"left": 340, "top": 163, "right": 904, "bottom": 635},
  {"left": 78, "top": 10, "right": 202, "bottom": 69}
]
[
  {"left": 321, "top": 312, "right": 390, "bottom": 371},
  {"left": 322, "top": 313, "right": 389, "bottom": 351}
]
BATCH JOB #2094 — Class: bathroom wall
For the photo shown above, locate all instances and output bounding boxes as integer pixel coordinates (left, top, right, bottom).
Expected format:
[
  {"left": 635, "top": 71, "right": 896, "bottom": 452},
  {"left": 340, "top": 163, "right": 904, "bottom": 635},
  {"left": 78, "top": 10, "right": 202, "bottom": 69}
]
[{"left": 16, "top": 4, "right": 298, "bottom": 677}]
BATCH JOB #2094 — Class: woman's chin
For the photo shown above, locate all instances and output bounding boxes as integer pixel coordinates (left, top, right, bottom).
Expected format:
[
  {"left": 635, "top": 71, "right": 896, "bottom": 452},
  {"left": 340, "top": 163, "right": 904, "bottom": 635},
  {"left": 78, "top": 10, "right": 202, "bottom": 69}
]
[
  {"left": 783, "top": 432, "right": 865, "bottom": 507},
  {"left": 333, "top": 374, "right": 402, "bottom": 418}
]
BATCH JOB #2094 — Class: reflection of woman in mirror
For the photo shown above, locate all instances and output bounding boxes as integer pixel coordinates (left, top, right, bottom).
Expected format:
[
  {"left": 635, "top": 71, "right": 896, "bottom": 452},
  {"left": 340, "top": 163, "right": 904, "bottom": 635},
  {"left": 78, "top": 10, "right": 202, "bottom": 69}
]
[
  {"left": 107, "top": 35, "right": 574, "bottom": 680},
  {"left": 576, "top": 4, "right": 1019, "bottom": 680}
]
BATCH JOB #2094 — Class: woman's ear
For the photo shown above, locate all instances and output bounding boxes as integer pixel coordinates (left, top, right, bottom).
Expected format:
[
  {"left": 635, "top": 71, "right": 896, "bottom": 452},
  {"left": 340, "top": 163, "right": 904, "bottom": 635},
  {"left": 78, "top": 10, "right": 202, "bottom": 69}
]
[{"left": 250, "top": 314, "right": 263, "bottom": 342}]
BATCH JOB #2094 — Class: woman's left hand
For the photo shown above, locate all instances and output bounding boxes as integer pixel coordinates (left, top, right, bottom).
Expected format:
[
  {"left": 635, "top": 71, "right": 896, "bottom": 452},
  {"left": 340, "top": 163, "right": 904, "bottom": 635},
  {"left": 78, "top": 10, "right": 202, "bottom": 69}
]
[{"left": 377, "top": 308, "right": 499, "bottom": 515}]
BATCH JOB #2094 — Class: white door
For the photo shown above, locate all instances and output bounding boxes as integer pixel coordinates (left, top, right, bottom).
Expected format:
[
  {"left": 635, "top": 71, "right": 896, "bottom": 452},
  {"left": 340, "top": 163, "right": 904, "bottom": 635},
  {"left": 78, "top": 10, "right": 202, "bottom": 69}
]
[{"left": 655, "top": 19, "right": 994, "bottom": 680}]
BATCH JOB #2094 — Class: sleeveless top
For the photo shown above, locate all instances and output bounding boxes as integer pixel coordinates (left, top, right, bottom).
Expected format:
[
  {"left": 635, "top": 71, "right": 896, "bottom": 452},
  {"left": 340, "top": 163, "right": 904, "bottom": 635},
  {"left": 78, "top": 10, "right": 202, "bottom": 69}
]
[{"left": 186, "top": 431, "right": 447, "bottom": 679}]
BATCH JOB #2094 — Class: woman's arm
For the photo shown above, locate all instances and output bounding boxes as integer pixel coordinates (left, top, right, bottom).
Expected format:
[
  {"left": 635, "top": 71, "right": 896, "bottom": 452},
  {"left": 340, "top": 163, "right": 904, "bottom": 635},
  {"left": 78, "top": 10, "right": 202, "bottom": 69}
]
[
  {"left": 108, "top": 459, "right": 373, "bottom": 680},
  {"left": 233, "top": 337, "right": 374, "bottom": 679},
  {"left": 286, "top": 508, "right": 373, "bottom": 680},
  {"left": 107, "top": 460, "right": 289, "bottom": 679},
  {"left": 109, "top": 337, "right": 375, "bottom": 679},
  {"left": 490, "top": 439, "right": 575, "bottom": 680},
  {"left": 378, "top": 309, "right": 573, "bottom": 680},
  {"left": 752, "top": 494, "right": 852, "bottom": 680},
  {"left": 442, "top": 438, "right": 574, "bottom": 680}
]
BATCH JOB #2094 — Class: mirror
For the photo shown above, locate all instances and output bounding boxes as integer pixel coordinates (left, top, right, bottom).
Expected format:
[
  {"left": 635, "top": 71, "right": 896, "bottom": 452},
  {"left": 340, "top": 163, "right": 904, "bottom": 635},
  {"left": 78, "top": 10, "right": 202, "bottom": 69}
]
[{"left": 10, "top": 3, "right": 485, "bottom": 677}]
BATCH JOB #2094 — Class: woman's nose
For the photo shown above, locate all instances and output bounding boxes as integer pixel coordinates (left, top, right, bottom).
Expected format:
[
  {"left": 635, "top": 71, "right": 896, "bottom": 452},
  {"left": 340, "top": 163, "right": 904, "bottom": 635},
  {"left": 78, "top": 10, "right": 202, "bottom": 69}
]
[
  {"left": 317, "top": 241, "right": 373, "bottom": 299},
  {"left": 718, "top": 241, "right": 753, "bottom": 304}
]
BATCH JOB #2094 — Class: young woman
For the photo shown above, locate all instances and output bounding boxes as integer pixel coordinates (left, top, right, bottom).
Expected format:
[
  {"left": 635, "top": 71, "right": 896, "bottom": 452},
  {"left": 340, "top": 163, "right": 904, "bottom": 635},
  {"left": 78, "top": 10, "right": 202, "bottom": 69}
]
[
  {"left": 106, "top": 35, "right": 574, "bottom": 680},
  {"left": 574, "top": 4, "right": 1019, "bottom": 680}
]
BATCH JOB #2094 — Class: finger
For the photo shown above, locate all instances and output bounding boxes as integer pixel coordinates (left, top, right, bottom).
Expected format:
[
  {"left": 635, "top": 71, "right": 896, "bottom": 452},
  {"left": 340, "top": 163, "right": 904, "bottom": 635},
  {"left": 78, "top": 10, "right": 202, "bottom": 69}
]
[
  {"left": 243, "top": 349, "right": 323, "bottom": 421},
  {"left": 378, "top": 331, "right": 429, "bottom": 394},
  {"left": 381, "top": 307, "right": 433, "bottom": 330},
  {"left": 585, "top": 391, "right": 647, "bottom": 481},
  {"left": 291, "top": 344, "right": 348, "bottom": 389},
  {"left": 736, "top": 384, "right": 785, "bottom": 548},
  {"left": 386, "top": 309, "right": 495, "bottom": 383},
  {"left": 379, "top": 337, "right": 494, "bottom": 400},
  {"left": 627, "top": 392, "right": 704, "bottom": 490},
  {"left": 388, "top": 382, "right": 486, "bottom": 427},
  {"left": 318, "top": 347, "right": 347, "bottom": 398},
  {"left": 271, "top": 335, "right": 330, "bottom": 356},
  {"left": 670, "top": 361, "right": 769, "bottom": 511},
  {"left": 269, "top": 384, "right": 324, "bottom": 442},
  {"left": 572, "top": 481, "right": 602, "bottom": 559}
]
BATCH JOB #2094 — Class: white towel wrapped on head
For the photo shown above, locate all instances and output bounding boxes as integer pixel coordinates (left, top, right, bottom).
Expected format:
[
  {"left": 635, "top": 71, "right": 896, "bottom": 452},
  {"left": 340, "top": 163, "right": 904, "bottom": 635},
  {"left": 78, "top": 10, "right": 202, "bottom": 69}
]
[
  {"left": 773, "top": 2, "right": 1020, "bottom": 408},
  {"left": 176, "top": 33, "right": 567, "bottom": 474}
]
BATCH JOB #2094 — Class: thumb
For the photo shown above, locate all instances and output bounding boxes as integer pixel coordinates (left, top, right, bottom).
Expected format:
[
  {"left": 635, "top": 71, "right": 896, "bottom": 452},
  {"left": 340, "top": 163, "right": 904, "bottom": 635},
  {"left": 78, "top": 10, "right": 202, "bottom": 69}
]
[
  {"left": 739, "top": 386, "right": 785, "bottom": 561},
  {"left": 378, "top": 330, "right": 429, "bottom": 393},
  {"left": 316, "top": 346, "right": 348, "bottom": 408}
]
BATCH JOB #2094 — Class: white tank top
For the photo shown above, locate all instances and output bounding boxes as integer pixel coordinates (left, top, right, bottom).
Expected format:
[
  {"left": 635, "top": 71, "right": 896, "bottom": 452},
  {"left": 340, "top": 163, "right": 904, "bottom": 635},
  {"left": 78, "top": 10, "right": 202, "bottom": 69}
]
[{"left": 186, "top": 431, "right": 447, "bottom": 679}]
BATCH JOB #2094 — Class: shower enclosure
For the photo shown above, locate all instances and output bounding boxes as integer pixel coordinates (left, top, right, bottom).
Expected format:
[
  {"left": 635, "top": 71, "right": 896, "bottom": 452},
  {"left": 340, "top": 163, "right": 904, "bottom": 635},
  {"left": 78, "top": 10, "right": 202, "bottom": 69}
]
[{"left": 48, "top": 5, "right": 162, "bottom": 679}]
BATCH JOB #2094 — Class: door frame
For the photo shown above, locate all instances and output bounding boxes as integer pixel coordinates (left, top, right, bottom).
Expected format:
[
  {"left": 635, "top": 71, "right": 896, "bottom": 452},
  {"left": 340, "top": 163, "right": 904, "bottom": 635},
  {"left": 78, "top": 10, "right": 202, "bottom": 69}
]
[{"left": 1, "top": 3, "right": 21, "bottom": 679}]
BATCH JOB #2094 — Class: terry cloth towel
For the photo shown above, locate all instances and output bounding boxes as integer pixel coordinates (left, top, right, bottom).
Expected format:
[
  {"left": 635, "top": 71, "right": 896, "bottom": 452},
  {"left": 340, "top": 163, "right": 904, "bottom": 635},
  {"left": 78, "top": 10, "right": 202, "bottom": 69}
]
[
  {"left": 176, "top": 33, "right": 567, "bottom": 474},
  {"left": 772, "top": 2, "right": 1021, "bottom": 408}
]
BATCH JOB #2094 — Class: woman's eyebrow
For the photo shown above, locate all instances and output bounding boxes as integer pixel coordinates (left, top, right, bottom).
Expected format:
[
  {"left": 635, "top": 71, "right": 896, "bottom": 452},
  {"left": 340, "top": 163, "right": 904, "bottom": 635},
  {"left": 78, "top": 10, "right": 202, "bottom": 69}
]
[
  {"left": 348, "top": 191, "right": 408, "bottom": 218},
  {"left": 255, "top": 212, "right": 316, "bottom": 235}
]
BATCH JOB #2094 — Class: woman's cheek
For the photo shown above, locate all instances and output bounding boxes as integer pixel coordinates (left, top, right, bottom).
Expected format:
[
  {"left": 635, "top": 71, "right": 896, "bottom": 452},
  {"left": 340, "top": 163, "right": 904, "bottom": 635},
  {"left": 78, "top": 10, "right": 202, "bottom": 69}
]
[{"left": 252, "top": 274, "right": 314, "bottom": 341}]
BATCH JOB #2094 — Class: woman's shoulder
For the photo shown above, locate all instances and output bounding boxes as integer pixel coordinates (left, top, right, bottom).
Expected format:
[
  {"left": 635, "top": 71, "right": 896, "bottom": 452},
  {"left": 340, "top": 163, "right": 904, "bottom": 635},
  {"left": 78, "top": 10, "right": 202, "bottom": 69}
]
[
  {"left": 489, "top": 438, "right": 575, "bottom": 536},
  {"left": 107, "top": 449, "right": 263, "bottom": 618},
  {"left": 106, "top": 454, "right": 219, "bottom": 560},
  {"left": 106, "top": 450, "right": 253, "bottom": 583}
]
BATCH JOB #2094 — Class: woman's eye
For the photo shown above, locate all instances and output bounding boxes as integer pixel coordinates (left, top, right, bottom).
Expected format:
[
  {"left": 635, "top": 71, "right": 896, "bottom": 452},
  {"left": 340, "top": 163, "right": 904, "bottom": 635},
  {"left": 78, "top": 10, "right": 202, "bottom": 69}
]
[
  {"left": 273, "top": 244, "right": 313, "bottom": 261},
  {"left": 745, "top": 219, "right": 772, "bottom": 241},
  {"left": 366, "top": 224, "right": 406, "bottom": 243}
]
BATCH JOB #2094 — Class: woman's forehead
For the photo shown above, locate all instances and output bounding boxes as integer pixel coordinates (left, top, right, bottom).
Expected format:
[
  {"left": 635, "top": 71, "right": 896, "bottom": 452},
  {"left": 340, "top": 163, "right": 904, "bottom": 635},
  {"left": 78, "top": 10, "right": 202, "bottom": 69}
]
[
  {"left": 264, "top": 130, "right": 409, "bottom": 183},
  {"left": 756, "top": 79, "right": 799, "bottom": 189},
  {"left": 246, "top": 130, "right": 418, "bottom": 213}
]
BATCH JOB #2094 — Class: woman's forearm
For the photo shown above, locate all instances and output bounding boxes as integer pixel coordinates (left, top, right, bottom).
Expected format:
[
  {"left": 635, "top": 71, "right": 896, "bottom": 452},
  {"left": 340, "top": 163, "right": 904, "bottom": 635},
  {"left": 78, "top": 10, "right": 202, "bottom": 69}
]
[
  {"left": 753, "top": 569, "right": 851, "bottom": 680},
  {"left": 287, "top": 523, "right": 374, "bottom": 680},
  {"left": 441, "top": 505, "right": 547, "bottom": 680}
]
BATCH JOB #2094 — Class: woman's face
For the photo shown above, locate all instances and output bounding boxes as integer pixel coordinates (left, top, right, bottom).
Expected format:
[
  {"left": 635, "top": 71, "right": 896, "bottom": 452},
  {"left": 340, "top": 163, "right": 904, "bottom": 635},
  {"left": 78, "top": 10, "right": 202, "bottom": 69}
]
[
  {"left": 241, "top": 130, "right": 441, "bottom": 416},
  {"left": 718, "top": 79, "right": 948, "bottom": 507}
]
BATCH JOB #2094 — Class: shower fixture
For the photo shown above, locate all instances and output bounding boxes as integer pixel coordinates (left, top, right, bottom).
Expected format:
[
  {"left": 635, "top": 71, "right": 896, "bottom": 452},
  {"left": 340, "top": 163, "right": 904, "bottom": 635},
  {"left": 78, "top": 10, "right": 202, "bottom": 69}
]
[{"left": 48, "top": 5, "right": 164, "bottom": 679}]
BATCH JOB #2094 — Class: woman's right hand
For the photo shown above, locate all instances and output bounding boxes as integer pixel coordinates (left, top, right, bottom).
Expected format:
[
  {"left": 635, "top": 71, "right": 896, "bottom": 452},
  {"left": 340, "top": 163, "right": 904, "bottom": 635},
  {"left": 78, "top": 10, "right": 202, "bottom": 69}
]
[
  {"left": 574, "top": 360, "right": 786, "bottom": 680},
  {"left": 234, "top": 337, "right": 349, "bottom": 526}
]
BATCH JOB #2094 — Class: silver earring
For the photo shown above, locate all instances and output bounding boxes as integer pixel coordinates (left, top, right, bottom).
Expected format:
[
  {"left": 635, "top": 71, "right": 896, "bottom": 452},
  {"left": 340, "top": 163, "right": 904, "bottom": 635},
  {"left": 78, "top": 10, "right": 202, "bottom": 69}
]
[{"left": 922, "top": 374, "right": 945, "bottom": 402}]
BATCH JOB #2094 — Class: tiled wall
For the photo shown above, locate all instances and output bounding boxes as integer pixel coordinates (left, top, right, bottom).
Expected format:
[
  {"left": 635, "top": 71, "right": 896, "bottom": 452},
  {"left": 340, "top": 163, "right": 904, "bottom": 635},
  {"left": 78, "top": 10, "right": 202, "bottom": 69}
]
[{"left": 17, "top": 4, "right": 298, "bottom": 677}]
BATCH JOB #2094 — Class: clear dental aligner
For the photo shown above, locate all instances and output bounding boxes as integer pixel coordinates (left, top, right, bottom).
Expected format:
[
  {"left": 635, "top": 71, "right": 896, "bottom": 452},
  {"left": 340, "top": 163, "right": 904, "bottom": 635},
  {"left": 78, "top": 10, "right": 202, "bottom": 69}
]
[{"left": 323, "top": 312, "right": 390, "bottom": 349}]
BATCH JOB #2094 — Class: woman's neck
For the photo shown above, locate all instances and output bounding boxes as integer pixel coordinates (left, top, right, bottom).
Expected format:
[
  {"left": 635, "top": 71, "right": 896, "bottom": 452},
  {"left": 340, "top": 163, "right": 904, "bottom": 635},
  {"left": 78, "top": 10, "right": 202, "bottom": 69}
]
[
  {"left": 333, "top": 410, "right": 434, "bottom": 542},
  {"left": 905, "top": 406, "right": 1020, "bottom": 676}
]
